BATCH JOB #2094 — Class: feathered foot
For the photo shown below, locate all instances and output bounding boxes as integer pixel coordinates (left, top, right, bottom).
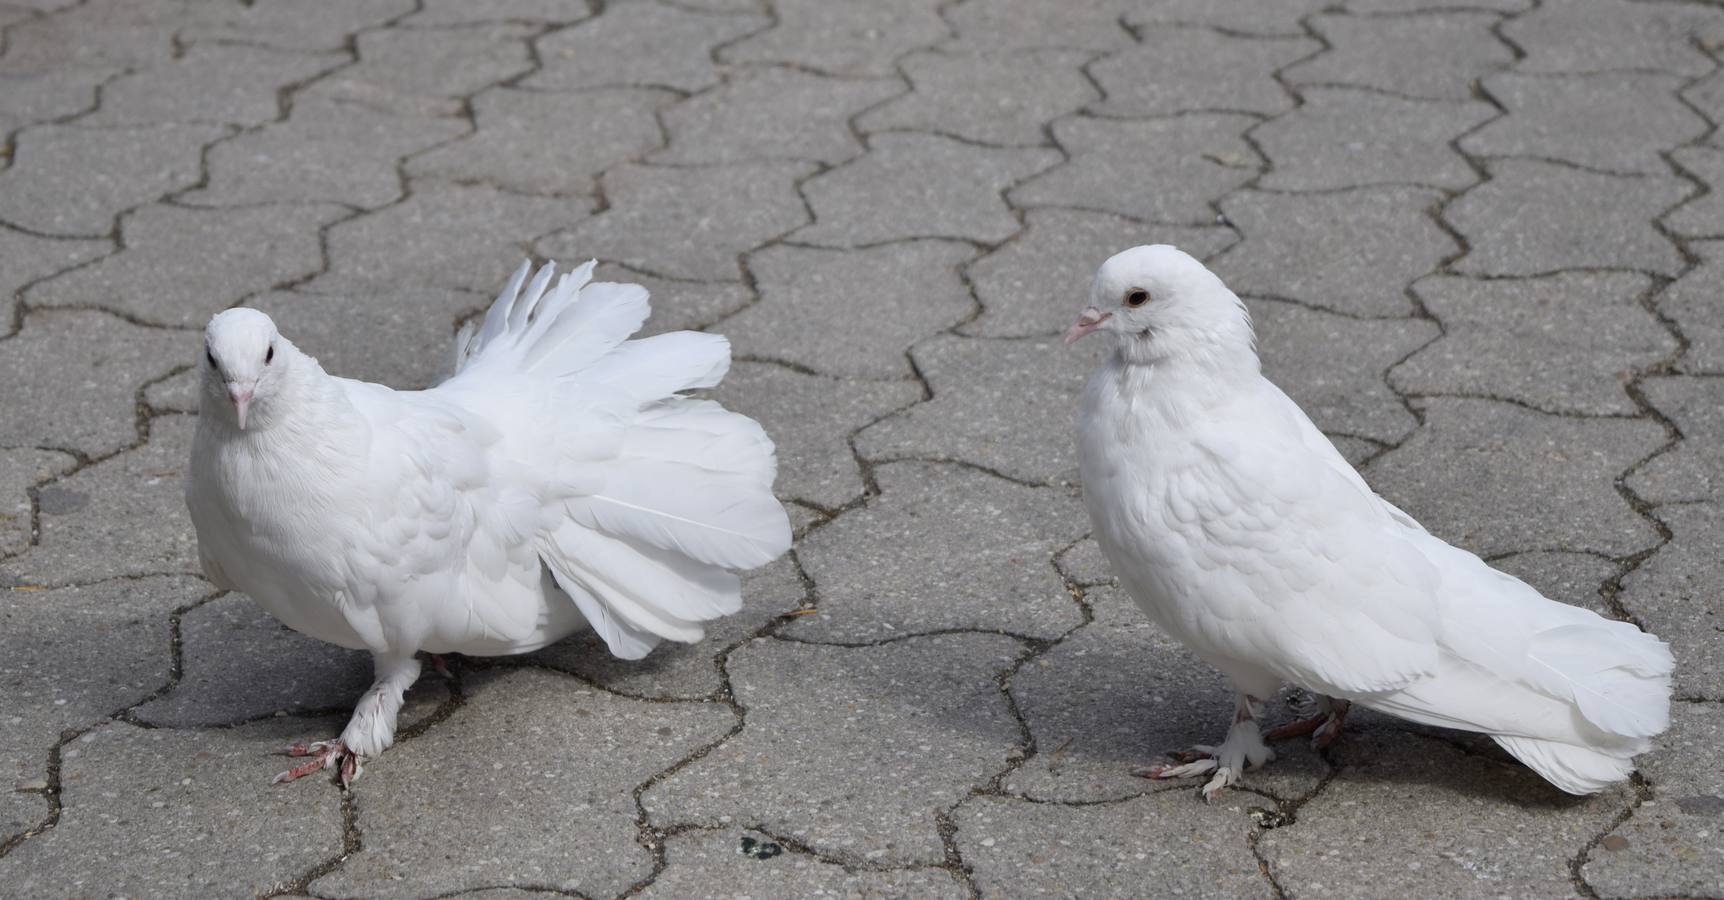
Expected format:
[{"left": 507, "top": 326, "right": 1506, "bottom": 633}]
[
  {"left": 1264, "top": 696, "right": 1350, "bottom": 750},
  {"left": 1133, "top": 693, "right": 1274, "bottom": 802},
  {"left": 273, "top": 739, "right": 360, "bottom": 787}
]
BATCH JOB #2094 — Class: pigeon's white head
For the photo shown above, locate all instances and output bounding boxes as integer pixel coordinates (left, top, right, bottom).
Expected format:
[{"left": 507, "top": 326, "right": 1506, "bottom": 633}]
[
  {"left": 1064, "top": 244, "right": 1256, "bottom": 368},
  {"left": 201, "top": 308, "right": 290, "bottom": 431}
]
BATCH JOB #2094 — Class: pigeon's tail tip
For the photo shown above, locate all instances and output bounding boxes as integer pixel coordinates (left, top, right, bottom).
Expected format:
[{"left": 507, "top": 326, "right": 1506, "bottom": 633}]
[{"left": 1492, "top": 733, "right": 1644, "bottom": 795}]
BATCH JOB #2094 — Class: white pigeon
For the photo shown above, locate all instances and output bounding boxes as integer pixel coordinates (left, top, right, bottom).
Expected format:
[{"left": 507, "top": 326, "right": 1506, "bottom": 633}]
[
  {"left": 1067, "top": 245, "right": 1674, "bottom": 801},
  {"left": 186, "top": 260, "right": 791, "bottom": 784}
]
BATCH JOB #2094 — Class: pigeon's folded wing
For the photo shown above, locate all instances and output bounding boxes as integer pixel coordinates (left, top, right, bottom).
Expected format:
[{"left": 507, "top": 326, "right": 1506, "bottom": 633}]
[{"left": 1173, "top": 418, "right": 1444, "bottom": 697}]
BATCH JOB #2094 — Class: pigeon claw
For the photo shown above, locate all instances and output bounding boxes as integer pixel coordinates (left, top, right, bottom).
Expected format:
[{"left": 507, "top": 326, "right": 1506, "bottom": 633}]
[
  {"left": 273, "top": 739, "right": 361, "bottom": 787},
  {"left": 1263, "top": 700, "right": 1350, "bottom": 751}
]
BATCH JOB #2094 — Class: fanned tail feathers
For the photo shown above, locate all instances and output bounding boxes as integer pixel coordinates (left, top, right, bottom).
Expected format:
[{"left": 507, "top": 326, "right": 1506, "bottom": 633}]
[{"left": 456, "top": 260, "right": 790, "bottom": 659}]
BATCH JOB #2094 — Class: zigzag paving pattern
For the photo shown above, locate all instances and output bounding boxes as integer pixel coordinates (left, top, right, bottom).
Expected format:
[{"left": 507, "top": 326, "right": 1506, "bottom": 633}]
[{"left": 0, "top": 0, "right": 1720, "bottom": 896}]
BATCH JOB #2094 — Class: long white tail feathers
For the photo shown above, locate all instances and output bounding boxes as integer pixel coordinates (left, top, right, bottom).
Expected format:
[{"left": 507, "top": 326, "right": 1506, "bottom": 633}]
[
  {"left": 465, "top": 261, "right": 790, "bottom": 660},
  {"left": 1524, "top": 621, "right": 1676, "bottom": 739},
  {"left": 1493, "top": 734, "right": 1644, "bottom": 795}
]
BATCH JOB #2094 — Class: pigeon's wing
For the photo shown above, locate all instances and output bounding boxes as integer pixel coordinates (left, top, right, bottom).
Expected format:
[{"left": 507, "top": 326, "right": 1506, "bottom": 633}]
[{"left": 1173, "top": 389, "right": 1445, "bottom": 696}]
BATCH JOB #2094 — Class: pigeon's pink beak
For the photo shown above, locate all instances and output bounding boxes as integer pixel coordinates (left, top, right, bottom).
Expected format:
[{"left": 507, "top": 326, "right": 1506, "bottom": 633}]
[
  {"left": 1063, "top": 307, "right": 1111, "bottom": 344},
  {"left": 228, "top": 384, "right": 254, "bottom": 430}
]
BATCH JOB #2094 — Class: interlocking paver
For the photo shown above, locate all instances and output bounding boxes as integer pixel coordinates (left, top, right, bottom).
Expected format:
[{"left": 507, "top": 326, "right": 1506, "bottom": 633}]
[
  {"left": 724, "top": 240, "right": 977, "bottom": 379},
  {"left": 654, "top": 68, "right": 901, "bottom": 166},
  {"left": 642, "top": 634, "right": 1024, "bottom": 865},
  {"left": 798, "top": 133, "right": 1057, "bottom": 247},
  {"left": 4, "top": 416, "right": 199, "bottom": 585},
  {"left": 0, "top": 64, "right": 113, "bottom": 138},
  {"left": 528, "top": 0, "right": 767, "bottom": 93},
  {"left": 404, "top": 0, "right": 595, "bottom": 27},
  {"left": 1126, "top": 0, "right": 1328, "bottom": 36},
  {"left": 1619, "top": 503, "right": 1724, "bottom": 699},
  {"left": 1252, "top": 297, "right": 1436, "bottom": 445},
  {"left": 81, "top": 43, "right": 345, "bottom": 128},
  {"left": 27, "top": 202, "right": 350, "bottom": 329},
  {"left": 0, "top": 449, "right": 71, "bottom": 559},
  {"left": 1665, "top": 147, "right": 1724, "bottom": 238},
  {"left": 1393, "top": 271, "right": 1669, "bottom": 416},
  {"left": 1501, "top": 0, "right": 1724, "bottom": 77},
  {"left": 310, "top": 668, "right": 735, "bottom": 899},
  {"left": 1659, "top": 242, "right": 1724, "bottom": 372},
  {"left": 0, "top": 0, "right": 180, "bottom": 68},
  {"left": 1288, "top": 11, "right": 1513, "bottom": 101},
  {"left": 1210, "top": 187, "right": 1455, "bottom": 317},
  {"left": 1446, "top": 160, "right": 1689, "bottom": 277},
  {"left": 1582, "top": 701, "right": 1724, "bottom": 897},
  {"left": 181, "top": 96, "right": 468, "bottom": 209},
  {"left": 179, "top": 0, "right": 414, "bottom": 51},
  {"left": 0, "top": 310, "right": 187, "bottom": 459},
  {"left": 1055, "top": 537, "right": 1112, "bottom": 587},
  {"left": 642, "top": 828, "right": 967, "bottom": 898},
  {"left": 965, "top": 209, "right": 1237, "bottom": 339},
  {"left": 1492, "top": 550, "right": 1619, "bottom": 620},
  {"left": 243, "top": 280, "right": 484, "bottom": 390},
  {"left": 0, "top": 123, "right": 228, "bottom": 236},
  {"left": 1345, "top": 0, "right": 1527, "bottom": 10},
  {"left": 0, "top": 227, "right": 110, "bottom": 337},
  {"left": 305, "top": 23, "right": 537, "bottom": 117},
  {"left": 941, "top": 0, "right": 1131, "bottom": 53},
  {"left": 409, "top": 87, "right": 673, "bottom": 195},
  {"left": 788, "top": 461, "right": 1088, "bottom": 643},
  {"left": 856, "top": 334, "right": 1108, "bottom": 486},
  {"left": 1088, "top": 27, "right": 1319, "bottom": 118},
  {"left": 1367, "top": 397, "right": 1666, "bottom": 558},
  {"left": 1629, "top": 377, "right": 1724, "bottom": 504},
  {"left": 1010, "top": 113, "right": 1261, "bottom": 222},
  {"left": 721, "top": 0, "right": 947, "bottom": 78},
  {"left": 858, "top": 49, "right": 1097, "bottom": 147},
  {"left": 541, "top": 161, "right": 813, "bottom": 282},
  {"left": 605, "top": 264, "right": 755, "bottom": 336},
  {"left": 1256, "top": 88, "right": 1495, "bottom": 192},
  {"left": 1465, "top": 72, "right": 1704, "bottom": 176}
]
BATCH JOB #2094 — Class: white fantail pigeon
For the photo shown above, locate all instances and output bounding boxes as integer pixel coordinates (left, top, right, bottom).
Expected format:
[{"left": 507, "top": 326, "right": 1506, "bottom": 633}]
[
  {"left": 186, "top": 261, "right": 791, "bottom": 784},
  {"left": 1066, "top": 245, "right": 1674, "bottom": 801}
]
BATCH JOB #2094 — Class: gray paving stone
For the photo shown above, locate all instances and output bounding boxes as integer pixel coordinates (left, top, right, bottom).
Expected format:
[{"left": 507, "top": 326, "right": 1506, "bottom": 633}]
[
  {"left": 248, "top": 280, "right": 484, "bottom": 391},
  {"left": 1009, "top": 113, "right": 1261, "bottom": 223},
  {"left": 642, "top": 827, "right": 967, "bottom": 899},
  {"left": 0, "top": 123, "right": 228, "bottom": 236},
  {"left": 654, "top": 68, "right": 900, "bottom": 166},
  {"left": 641, "top": 633, "right": 1024, "bottom": 865},
  {"left": 142, "top": 367, "right": 197, "bottom": 415},
  {"left": 1126, "top": 0, "right": 1329, "bottom": 36},
  {"left": 958, "top": 794, "right": 1273, "bottom": 900},
  {"left": 81, "top": 43, "right": 345, "bottom": 128},
  {"left": 857, "top": 49, "right": 1097, "bottom": 147},
  {"left": 598, "top": 264, "right": 755, "bottom": 336},
  {"left": 1256, "top": 88, "right": 1495, "bottom": 192},
  {"left": 1619, "top": 502, "right": 1724, "bottom": 699},
  {"left": 1366, "top": 397, "right": 1666, "bottom": 558},
  {"left": 404, "top": 0, "right": 595, "bottom": 26},
  {"left": 1682, "top": 69, "right": 1724, "bottom": 145},
  {"left": 540, "top": 161, "right": 814, "bottom": 282},
  {"left": 0, "top": 228, "right": 110, "bottom": 337},
  {"left": 1665, "top": 146, "right": 1724, "bottom": 239},
  {"left": 941, "top": 0, "right": 1132, "bottom": 53},
  {"left": 723, "top": 240, "right": 978, "bottom": 379},
  {"left": 1660, "top": 242, "right": 1724, "bottom": 373},
  {"left": 798, "top": 133, "right": 1059, "bottom": 247},
  {"left": 1393, "top": 271, "right": 1669, "bottom": 416},
  {"left": 0, "top": 576, "right": 203, "bottom": 840},
  {"left": 1345, "top": 0, "right": 1527, "bottom": 9},
  {"left": 310, "top": 668, "right": 736, "bottom": 899},
  {"left": 0, "top": 449, "right": 72, "bottom": 559},
  {"left": 526, "top": 555, "right": 806, "bottom": 700},
  {"left": 1055, "top": 537, "right": 1113, "bottom": 587},
  {"left": 1005, "top": 586, "right": 1326, "bottom": 804},
  {"left": 856, "top": 334, "right": 1108, "bottom": 486},
  {"left": 409, "top": 87, "right": 672, "bottom": 195},
  {"left": 325, "top": 182, "right": 591, "bottom": 295},
  {"left": 1464, "top": 72, "right": 1703, "bottom": 176},
  {"left": 1630, "top": 377, "right": 1724, "bottom": 505},
  {"left": 27, "top": 202, "right": 349, "bottom": 329},
  {"left": 1288, "top": 11, "right": 1514, "bottom": 101},
  {"left": 1258, "top": 725, "right": 1633, "bottom": 899},
  {"left": 1582, "top": 701, "right": 1724, "bottom": 897},
  {"left": 964, "top": 209, "right": 1238, "bottom": 339},
  {"left": 1251, "top": 296, "right": 1436, "bottom": 445},
  {"left": 721, "top": 0, "right": 947, "bottom": 78},
  {"left": 1491, "top": 550, "right": 1619, "bottom": 620},
  {"left": 0, "top": 310, "right": 186, "bottom": 459},
  {"left": 1088, "top": 27, "right": 1319, "bottom": 118},
  {"left": 0, "top": 62, "right": 112, "bottom": 136},
  {"left": 306, "top": 24, "right": 538, "bottom": 117},
  {"left": 0, "top": 719, "right": 346, "bottom": 897},
  {"left": 182, "top": 97, "right": 468, "bottom": 209},
  {"left": 710, "top": 361, "right": 923, "bottom": 509},
  {"left": 1501, "top": 0, "right": 1724, "bottom": 77},
  {"left": 1447, "top": 160, "right": 1689, "bottom": 277},
  {"left": 180, "top": 0, "right": 414, "bottom": 51},
  {"left": 787, "top": 462, "right": 1087, "bottom": 643},
  {"left": 1210, "top": 187, "right": 1454, "bottom": 317},
  {"left": 528, "top": 0, "right": 767, "bottom": 93},
  {"left": 0, "top": 0, "right": 180, "bottom": 69},
  {"left": 5, "top": 415, "right": 199, "bottom": 585}
]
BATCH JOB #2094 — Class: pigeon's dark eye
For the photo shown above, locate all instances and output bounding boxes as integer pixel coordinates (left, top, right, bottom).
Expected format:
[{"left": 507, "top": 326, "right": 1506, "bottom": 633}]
[
  {"left": 265, "top": 345, "right": 274, "bottom": 365},
  {"left": 1126, "top": 288, "right": 1150, "bottom": 307},
  {"left": 206, "top": 347, "right": 218, "bottom": 369}
]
